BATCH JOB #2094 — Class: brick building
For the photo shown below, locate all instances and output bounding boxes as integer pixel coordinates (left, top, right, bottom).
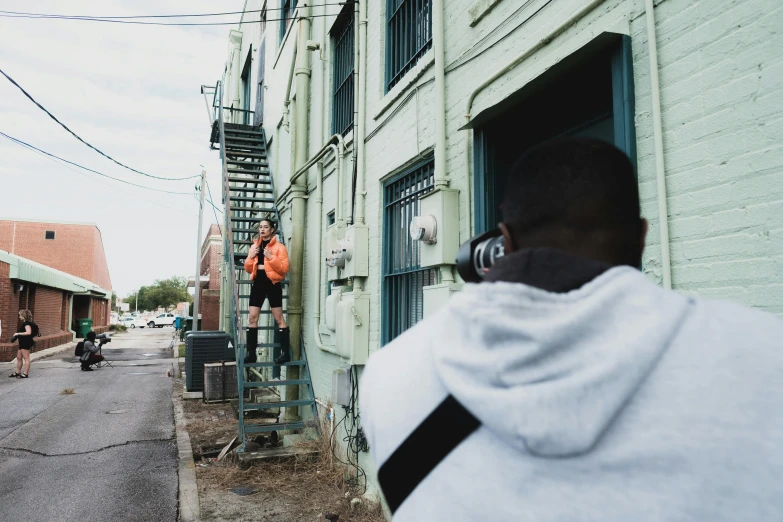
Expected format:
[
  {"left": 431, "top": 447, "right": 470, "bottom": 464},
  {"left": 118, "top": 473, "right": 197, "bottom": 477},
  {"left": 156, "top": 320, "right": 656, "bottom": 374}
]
[
  {"left": 0, "top": 251, "right": 111, "bottom": 361},
  {"left": 191, "top": 224, "right": 222, "bottom": 331},
  {"left": 0, "top": 219, "right": 113, "bottom": 360}
]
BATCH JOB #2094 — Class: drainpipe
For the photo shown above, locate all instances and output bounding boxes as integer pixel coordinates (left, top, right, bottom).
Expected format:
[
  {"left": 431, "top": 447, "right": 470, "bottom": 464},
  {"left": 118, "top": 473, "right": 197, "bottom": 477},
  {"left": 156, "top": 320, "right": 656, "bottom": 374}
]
[
  {"left": 431, "top": 0, "right": 455, "bottom": 285},
  {"left": 645, "top": 0, "right": 672, "bottom": 289},
  {"left": 283, "top": 34, "right": 299, "bottom": 131},
  {"left": 351, "top": 0, "right": 368, "bottom": 227},
  {"left": 229, "top": 30, "right": 243, "bottom": 124},
  {"left": 286, "top": 3, "right": 312, "bottom": 423},
  {"left": 464, "top": 0, "right": 606, "bottom": 239}
]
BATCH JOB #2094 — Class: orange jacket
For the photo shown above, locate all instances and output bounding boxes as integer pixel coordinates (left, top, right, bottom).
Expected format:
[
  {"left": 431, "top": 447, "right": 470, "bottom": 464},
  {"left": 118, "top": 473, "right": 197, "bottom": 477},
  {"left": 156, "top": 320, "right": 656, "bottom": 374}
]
[{"left": 244, "top": 235, "right": 289, "bottom": 283}]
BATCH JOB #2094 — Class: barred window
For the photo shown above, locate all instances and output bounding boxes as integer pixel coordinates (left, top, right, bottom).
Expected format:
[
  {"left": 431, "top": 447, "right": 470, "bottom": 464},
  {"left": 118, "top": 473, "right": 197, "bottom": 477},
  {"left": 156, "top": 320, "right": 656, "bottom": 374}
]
[
  {"left": 280, "top": 0, "right": 297, "bottom": 44},
  {"left": 385, "top": 0, "right": 432, "bottom": 92},
  {"left": 382, "top": 158, "right": 436, "bottom": 344},
  {"left": 331, "top": 7, "right": 355, "bottom": 136}
]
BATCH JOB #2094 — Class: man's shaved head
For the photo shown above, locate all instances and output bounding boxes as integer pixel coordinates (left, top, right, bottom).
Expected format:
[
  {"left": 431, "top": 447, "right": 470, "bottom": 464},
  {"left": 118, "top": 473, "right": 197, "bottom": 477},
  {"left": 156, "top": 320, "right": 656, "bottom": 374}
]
[{"left": 501, "top": 137, "right": 645, "bottom": 267}]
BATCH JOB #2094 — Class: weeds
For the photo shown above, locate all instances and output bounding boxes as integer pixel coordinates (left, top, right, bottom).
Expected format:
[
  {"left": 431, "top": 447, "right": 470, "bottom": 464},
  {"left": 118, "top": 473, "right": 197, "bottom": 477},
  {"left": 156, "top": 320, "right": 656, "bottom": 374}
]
[{"left": 60, "top": 388, "right": 76, "bottom": 395}]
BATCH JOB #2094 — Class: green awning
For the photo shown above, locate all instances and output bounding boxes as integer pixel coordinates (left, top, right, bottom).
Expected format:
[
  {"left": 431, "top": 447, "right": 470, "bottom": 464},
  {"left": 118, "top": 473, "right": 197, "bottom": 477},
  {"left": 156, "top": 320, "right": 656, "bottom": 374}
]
[{"left": 0, "top": 250, "right": 110, "bottom": 297}]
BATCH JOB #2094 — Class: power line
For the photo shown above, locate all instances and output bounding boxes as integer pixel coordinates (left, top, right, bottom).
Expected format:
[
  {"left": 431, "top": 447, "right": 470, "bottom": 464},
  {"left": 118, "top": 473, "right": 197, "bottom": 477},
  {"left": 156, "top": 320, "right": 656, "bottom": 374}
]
[
  {"left": 1, "top": 132, "right": 192, "bottom": 213},
  {"left": 205, "top": 179, "right": 224, "bottom": 237},
  {"left": 0, "top": 131, "right": 192, "bottom": 195},
  {"left": 0, "top": 2, "right": 353, "bottom": 19},
  {"left": 0, "top": 68, "right": 199, "bottom": 182},
  {"left": 0, "top": 12, "right": 348, "bottom": 27}
]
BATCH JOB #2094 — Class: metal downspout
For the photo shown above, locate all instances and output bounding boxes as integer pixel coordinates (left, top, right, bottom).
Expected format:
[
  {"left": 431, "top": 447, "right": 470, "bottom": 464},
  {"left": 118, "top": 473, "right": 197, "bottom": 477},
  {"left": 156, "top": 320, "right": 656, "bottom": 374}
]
[
  {"left": 286, "top": 3, "right": 312, "bottom": 422},
  {"left": 229, "top": 30, "right": 243, "bottom": 124},
  {"left": 645, "top": 0, "right": 672, "bottom": 289}
]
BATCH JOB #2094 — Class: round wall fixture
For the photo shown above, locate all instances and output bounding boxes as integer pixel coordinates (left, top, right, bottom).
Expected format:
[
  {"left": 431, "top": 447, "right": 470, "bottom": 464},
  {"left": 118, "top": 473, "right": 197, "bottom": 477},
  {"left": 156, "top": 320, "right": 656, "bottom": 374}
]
[{"left": 409, "top": 215, "right": 437, "bottom": 244}]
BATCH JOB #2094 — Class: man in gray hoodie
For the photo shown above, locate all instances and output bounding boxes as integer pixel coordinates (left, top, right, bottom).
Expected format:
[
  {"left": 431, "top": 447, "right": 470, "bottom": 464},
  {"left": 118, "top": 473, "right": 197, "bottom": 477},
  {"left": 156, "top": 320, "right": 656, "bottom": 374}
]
[{"left": 360, "top": 137, "right": 783, "bottom": 521}]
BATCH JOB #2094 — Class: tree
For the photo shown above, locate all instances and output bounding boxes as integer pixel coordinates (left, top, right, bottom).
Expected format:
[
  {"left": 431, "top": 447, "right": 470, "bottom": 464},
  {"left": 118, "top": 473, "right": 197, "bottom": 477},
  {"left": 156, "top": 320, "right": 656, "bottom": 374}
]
[{"left": 125, "top": 277, "right": 192, "bottom": 312}]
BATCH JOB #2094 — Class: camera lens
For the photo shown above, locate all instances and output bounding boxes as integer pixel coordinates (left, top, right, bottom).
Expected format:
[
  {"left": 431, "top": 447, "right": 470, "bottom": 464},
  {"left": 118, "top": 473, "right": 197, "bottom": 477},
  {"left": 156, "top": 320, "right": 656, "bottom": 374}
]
[{"left": 473, "top": 235, "right": 505, "bottom": 277}]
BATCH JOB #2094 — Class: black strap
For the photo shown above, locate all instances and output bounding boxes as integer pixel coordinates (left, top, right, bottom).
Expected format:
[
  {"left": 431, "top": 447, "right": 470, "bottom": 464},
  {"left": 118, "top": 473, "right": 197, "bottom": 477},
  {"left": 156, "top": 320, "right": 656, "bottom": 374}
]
[{"left": 377, "top": 395, "right": 481, "bottom": 514}]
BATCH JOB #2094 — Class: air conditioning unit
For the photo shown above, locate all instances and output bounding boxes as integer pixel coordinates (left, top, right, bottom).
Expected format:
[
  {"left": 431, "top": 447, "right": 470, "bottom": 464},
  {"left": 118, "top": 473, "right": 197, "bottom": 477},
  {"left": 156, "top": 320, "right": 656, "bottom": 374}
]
[
  {"left": 203, "top": 361, "right": 238, "bottom": 402},
  {"left": 185, "top": 331, "right": 235, "bottom": 392}
]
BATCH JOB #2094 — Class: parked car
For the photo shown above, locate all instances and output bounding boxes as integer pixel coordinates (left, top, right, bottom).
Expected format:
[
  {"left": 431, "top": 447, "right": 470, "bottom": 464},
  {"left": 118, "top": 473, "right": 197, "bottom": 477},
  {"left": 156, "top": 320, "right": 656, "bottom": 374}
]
[
  {"left": 120, "top": 316, "right": 146, "bottom": 329},
  {"left": 148, "top": 313, "right": 176, "bottom": 328}
]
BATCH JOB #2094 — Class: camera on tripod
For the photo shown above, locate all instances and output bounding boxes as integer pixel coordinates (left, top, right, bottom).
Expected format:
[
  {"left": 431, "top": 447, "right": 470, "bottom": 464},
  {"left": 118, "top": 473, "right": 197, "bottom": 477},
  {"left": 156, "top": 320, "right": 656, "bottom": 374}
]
[
  {"left": 455, "top": 228, "right": 506, "bottom": 283},
  {"left": 96, "top": 333, "right": 112, "bottom": 345}
]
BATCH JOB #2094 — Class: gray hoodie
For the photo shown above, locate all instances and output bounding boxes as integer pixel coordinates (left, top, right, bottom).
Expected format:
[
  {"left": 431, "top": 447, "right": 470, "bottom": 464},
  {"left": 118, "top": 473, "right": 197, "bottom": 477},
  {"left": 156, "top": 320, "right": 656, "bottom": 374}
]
[{"left": 361, "top": 266, "right": 783, "bottom": 521}]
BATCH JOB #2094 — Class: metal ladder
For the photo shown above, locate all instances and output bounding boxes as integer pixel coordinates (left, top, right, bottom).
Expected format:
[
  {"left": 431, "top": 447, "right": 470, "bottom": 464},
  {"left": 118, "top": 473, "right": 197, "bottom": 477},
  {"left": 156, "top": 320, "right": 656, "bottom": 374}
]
[{"left": 214, "top": 86, "right": 318, "bottom": 449}]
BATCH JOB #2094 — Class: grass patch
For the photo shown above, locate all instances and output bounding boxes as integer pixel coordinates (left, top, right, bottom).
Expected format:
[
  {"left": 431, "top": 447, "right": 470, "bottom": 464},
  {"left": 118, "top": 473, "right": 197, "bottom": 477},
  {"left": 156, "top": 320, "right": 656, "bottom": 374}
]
[
  {"left": 60, "top": 388, "right": 76, "bottom": 395},
  {"left": 108, "top": 324, "right": 128, "bottom": 332},
  {"left": 178, "top": 343, "right": 186, "bottom": 358}
]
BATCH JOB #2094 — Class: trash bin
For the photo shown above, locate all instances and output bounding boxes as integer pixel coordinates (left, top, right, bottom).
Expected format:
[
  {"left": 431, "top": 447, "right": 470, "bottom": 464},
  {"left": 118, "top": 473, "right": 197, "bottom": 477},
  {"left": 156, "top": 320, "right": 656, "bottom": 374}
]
[
  {"left": 174, "top": 316, "right": 182, "bottom": 330},
  {"left": 180, "top": 317, "right": 202, "bottom": 341},
  {"left": 77, "top": 318, "right": 93, "bottom": 339}
]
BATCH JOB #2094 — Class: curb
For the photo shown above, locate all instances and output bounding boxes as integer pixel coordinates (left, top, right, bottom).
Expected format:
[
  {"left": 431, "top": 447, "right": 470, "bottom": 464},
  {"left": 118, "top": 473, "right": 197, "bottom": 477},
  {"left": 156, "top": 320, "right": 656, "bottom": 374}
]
[
  {"left": 172, "top": 389, "right": 201, "bottom": 522},
  {"left": 0, "top": 341, "right": 76, "bottom": 366}
]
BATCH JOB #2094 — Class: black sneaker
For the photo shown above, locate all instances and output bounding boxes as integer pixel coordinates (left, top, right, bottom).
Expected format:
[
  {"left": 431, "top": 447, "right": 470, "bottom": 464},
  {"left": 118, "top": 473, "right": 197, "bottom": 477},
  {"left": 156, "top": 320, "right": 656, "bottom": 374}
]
[{"left": 82, "top": 367, "right": 93, "bottom": 372}]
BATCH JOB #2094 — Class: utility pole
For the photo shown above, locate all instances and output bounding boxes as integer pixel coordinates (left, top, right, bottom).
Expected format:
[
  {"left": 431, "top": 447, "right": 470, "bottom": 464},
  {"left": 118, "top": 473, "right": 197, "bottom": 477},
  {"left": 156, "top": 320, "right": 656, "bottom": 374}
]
[
  {"left": 135, "top": 292, "right": 138, "bottom": 313},
  {"left": 193, "top": 169, "right": 206, "bottom": 332}
]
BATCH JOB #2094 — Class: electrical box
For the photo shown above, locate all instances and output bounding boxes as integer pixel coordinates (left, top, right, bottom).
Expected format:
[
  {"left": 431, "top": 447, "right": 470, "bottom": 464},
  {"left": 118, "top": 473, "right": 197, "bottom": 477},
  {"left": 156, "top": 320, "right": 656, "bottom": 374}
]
[
  {"left": 419, "top": 188, "right": 460, "bottom": 268},
  {"left": 340, "top": 225, "right": 369, "bottom": 278},
  {"left": 423, "top": 283, "right": 464, "bottom": 318},
  {"left": 334, "top": 291, "right": 370, "bottom": 365},
  {"left": 324, "top": 286, "right": 345, "bottom": 332},
  {"left": 332, "top": 367, "right": 352, "bottom": 406}
]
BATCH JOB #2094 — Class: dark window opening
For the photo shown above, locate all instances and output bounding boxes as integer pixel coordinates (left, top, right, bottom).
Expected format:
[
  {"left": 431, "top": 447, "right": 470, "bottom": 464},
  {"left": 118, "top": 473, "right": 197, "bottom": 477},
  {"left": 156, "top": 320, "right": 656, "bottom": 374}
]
[
  {"left": 382, "top": 158, "right": 436, "bottom": 345},
  {"left": 45, "top": 230, "right": 55, "bottom": 240},
  {"left": 472, "top": 34, "right": 637, "bottom": 234},
  {"left": 327, "top": 210, "right": 336, "bottom": 226},
  {"left": 331, "top": 6, "right": 355, "bottom": 136},
  {"left": 385, "top": 0, "right": 432, "bottom": 92}
]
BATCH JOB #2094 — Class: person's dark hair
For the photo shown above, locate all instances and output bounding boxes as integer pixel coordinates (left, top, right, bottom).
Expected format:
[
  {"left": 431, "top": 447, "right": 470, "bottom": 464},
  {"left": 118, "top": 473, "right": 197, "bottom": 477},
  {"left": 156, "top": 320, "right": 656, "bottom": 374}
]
[
  {"left": 86, "top": 331, "right": 97, "bottom": 342},
  {"left": 259, "top": 218, "right": 277, "bottom": 232},
  {"left": 502, "top": 137, "right": 643, "bottom": 267}
]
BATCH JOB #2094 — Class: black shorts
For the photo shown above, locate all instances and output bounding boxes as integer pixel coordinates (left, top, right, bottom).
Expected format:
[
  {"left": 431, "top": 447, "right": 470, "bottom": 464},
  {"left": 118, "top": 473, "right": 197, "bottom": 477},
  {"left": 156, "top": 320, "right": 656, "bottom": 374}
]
[{"left": 249, "top": 270, "right": 283, "bottom": 308}]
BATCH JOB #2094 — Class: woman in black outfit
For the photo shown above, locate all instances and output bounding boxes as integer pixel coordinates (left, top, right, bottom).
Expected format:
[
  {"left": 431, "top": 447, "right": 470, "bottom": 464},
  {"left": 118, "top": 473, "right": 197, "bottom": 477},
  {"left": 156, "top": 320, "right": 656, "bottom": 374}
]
[{"left": 9, "top": 309, "right": 37, "bottom": 379}]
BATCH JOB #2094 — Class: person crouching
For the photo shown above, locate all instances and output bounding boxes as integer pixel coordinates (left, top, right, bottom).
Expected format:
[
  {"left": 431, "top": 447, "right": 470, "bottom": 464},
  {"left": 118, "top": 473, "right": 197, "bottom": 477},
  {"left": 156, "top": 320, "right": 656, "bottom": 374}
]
[{"left": 80, "top": 331, "right": 104, "bottom": 371}]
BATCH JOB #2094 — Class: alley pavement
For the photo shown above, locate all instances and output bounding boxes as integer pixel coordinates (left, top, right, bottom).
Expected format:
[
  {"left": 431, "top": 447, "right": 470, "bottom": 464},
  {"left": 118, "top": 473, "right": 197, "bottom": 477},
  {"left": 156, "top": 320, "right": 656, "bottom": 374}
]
[{"left": 0, "top": 327, "right": 178, "bottom": 522}]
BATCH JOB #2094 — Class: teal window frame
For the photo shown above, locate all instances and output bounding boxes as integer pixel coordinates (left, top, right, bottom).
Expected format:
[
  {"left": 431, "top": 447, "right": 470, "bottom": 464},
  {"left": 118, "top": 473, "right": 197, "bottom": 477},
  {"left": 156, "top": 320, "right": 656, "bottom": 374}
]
[
  {"left": 331, "top": 6, "right": 355, "bottom": 136},
  {"left": 280, "top": 0, "right": 297, "bottom": 45},
  {"left": 381, "top": 157, "right": 436, "bottom": 345},
  {"left": 385, "top": 0, "right": 432, "bottom": 92}
]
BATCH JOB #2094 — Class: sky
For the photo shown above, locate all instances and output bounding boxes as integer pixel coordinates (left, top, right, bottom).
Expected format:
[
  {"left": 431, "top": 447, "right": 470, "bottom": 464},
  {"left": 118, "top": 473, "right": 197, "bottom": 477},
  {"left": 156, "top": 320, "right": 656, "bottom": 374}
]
[{"left": 0, "top": 0, "right": 243, "bottom": 297}]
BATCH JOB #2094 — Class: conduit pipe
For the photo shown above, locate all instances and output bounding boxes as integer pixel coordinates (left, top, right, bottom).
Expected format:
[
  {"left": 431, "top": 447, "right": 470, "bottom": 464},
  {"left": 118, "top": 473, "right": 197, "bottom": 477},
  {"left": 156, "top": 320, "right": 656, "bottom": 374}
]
[
  {"left": 351, "top": 0, "right": 368, "bottom": 227},
  {"left": 433, "top": 0, "right": 448, "bottom": 190},
  {"left": 463, "top": 0, "right": 606, "bottom": 239},
  {"left": 283, "top": 34, "right": 299, "bottom": 131},
  {"left": 287, "top": 3, "right": 312, "bottom": 423},
  {"left": 290, "top": 134, "right": 346, "bottom": 355},
  {"left": 645, "top": 0, "right": 672, "bottom": 289},
  {"left": 229, "top": 30, "right": 243, "bottom": 124}
]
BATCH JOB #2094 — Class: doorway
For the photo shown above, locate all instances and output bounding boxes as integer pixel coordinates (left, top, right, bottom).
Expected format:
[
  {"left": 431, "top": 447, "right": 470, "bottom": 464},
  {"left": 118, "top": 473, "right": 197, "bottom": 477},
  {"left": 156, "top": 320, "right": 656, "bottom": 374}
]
[{"left": 472, "top": 34, "right": 636, "bottom": 233}]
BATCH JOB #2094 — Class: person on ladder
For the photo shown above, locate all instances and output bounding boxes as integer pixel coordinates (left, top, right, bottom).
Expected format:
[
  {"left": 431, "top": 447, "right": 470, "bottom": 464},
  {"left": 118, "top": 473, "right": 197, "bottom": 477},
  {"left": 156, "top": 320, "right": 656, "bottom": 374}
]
[{"left": 243, "top": 218, "right": 290, "bottom": 366}]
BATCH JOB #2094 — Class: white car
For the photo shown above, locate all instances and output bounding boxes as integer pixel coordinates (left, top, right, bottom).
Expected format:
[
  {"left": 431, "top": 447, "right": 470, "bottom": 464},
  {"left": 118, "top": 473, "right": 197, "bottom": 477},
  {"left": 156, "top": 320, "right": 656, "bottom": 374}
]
[
  {"left": 148, "top": 313, "right": 176, "bottom": 328},
  {"left": 120, "top": 316, "right": 146, "bottom": 329}
]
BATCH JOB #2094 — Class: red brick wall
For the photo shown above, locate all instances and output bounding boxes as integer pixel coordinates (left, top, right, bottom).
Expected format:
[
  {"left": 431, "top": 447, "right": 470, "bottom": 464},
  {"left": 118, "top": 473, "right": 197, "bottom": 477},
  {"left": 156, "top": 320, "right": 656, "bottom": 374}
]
[
  {"left": 0, "top": 261, "right": 17, "bottom": 344},
  {"left": 201, "top": 289, "right": 221, "bottom": 331},
  {"left": 33, "top": 286, "right": 64, "bottom": 336},
  {"left": 0, "top": 267, "right": 74, "bottom": 362},
  {"left": 90, "top": 298, "right": 109, "bottom": 327},
  {"left": 92, "top": 227, "right": 112, "bottom": 291},
  {"left": 0, "top": 220, "right": 112, "bottom": 291}
]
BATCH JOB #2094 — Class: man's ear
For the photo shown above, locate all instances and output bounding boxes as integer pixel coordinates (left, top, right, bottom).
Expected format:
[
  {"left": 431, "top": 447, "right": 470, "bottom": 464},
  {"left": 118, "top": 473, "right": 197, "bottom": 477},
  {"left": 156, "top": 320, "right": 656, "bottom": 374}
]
[{"left": 498, "top": 222, "right": 515, "bottom": 255}]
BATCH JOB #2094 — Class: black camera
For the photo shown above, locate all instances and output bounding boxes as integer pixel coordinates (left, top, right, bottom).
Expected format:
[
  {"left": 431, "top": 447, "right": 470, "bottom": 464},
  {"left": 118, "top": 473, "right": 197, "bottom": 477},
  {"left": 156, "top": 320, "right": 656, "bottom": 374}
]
[
  {"left": 96, "top": 333, "right": 111, "bottom": 345},
  {"left": 455, "top": 229, "right": 506, "bottom": 283}
]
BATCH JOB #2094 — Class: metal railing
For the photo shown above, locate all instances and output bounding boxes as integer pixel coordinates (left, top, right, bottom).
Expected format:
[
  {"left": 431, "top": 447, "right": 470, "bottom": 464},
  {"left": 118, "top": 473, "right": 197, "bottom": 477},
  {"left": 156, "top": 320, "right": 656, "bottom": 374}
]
[{"left": 215, "top": 80, "right": 244, "bottom": 359}]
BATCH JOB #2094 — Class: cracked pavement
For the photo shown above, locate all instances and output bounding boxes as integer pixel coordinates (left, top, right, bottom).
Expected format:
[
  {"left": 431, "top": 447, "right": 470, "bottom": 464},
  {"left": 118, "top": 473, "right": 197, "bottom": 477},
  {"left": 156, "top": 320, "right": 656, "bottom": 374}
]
[{"left": 0, "top": 327, "right": 179, "bottom": 522}]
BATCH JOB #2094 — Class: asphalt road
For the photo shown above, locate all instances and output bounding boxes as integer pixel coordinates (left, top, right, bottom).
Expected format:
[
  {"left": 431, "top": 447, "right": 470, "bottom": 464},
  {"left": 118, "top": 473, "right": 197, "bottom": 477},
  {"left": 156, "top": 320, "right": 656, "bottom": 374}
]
[{"left": 0, "top": 327, "right": 179, "bottom": 522}]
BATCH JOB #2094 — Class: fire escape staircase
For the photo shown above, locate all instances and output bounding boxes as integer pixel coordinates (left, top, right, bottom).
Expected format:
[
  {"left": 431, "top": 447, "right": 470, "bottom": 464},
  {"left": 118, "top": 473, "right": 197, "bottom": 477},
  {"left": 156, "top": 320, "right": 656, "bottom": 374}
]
[{"left": 215, "top": 113, "right": 318, "bottom": 450}]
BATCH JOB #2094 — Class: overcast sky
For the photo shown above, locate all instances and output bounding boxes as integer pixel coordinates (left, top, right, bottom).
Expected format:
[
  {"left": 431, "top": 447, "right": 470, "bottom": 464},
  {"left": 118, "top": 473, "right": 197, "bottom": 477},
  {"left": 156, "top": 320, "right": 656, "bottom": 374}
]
[{"left": 0, "top": 0, "right": 241, "bottom": 296}]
